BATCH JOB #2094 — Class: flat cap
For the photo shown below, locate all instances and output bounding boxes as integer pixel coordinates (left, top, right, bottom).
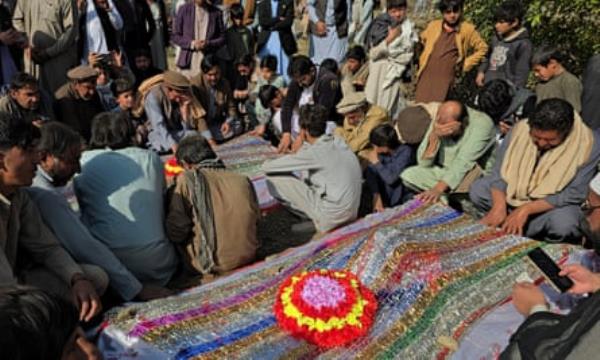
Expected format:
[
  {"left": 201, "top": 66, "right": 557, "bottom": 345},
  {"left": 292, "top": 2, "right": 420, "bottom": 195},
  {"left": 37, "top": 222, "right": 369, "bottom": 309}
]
[
  {"left": 67, "top": 65, "right": 98, "bottom": 81},
  {"left": 393, "top": 105, "right": 433, "bottom": 145},
  {"left": 163, "top": 71, "right": 191, "bottom": 91},
  {"left": 336, "top": 92, "right": 368, "bottom": 114}
]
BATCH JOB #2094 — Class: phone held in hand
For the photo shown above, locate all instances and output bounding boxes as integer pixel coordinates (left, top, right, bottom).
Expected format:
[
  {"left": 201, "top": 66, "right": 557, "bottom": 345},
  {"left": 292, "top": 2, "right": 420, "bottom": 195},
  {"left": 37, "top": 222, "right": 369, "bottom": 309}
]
[{"left": 527, "top": 247, "right": 574, "bottom": 292}]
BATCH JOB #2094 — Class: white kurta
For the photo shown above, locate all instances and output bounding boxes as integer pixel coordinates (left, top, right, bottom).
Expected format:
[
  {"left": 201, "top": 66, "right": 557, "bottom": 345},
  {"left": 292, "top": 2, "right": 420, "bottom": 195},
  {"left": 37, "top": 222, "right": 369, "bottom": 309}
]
[{"left": 307, "top": 0, "right": 350, "bottom": 65}]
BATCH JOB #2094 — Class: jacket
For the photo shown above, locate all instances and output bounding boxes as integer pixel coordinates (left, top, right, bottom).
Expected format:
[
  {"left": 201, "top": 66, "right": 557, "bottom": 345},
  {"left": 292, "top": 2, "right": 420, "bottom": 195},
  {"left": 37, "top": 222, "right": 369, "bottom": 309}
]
[
  {"left": 280, "top": 67, "right": 342, "bottom": 133},
  {"left": 256, "top": 0, "right": 297, "bottom": 56},
  {"left": 114, "top": 0, "right": 155, "bottom": 48},
  {"left": 171, "top": 2, "right": 226, "bottom": 69},
  {"left": 191, "top": 73, "right": 237, "bottom": 127},
  {"left": 478, "top": 27, "right": 532, "bottom": 88},
  {"left": 418, "top": 19, "right": 488, "bottom": 78},
  {"left": 54, "top": 83, "right": 104, "bottom": 142}
]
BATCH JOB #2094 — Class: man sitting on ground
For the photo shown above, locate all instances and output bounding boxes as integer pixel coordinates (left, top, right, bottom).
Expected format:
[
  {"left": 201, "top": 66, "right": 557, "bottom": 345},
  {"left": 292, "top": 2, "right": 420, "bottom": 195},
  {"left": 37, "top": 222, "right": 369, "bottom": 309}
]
[
  {"left": 0, "top": 114, "right": 105, "bottom": 322},
  {"left": 0, "top": 73, "right": 54, "bottom": 126},
  {"left": 167, "top": 134, "right": 260, "bottom": 278},
  {"left": 262, "top": 104, "right": 362, "bottom": 233},
  {"left": 470, "top": 98, "right": 600, "bottom": 241},
  {"left": 27, "top": 122, "right": 172, "bottom": 301},
  {"left": 401, "top": 100, "right": 496, "bottom": 203},
  {"left": 54, "top": 65, "right": 104, "bottom": 142},
  {"left": 75, "top": 112, "right": 179, "bottom": 288},
  {"left": 334, "top": 92, "right": 389, "bottom": 163}
]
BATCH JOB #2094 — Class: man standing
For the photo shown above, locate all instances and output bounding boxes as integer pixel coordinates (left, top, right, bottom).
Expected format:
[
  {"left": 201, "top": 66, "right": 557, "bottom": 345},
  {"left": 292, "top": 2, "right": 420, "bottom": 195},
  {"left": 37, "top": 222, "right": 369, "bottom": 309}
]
[
  {"left": 415, "top": 0, "right": 487, "bottom": 103},
  {"left": 12, "top": 0, "right": 78, "bottom": 95},
  {"left": 114, "top": 0, "right": 155, "bottom": 63},
  {"left": 0, "top": 113, "right": 106, "bottom": 322},
  {"left": 262, "top": 104, "right": 362, "bottom": 233},
  {"left": 470, "top": 99, "right": 600, "bottom": 242},
  {"left": 54, "top": 65, "right": 104, "bottom": 142},
  {"left": 307, "top": 0, "right": 351, "bottom": 64}
]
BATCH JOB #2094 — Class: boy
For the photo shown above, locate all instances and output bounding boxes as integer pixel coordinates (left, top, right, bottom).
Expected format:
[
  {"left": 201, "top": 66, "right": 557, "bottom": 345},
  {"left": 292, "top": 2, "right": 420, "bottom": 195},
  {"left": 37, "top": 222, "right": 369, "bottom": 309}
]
[
  {"left": 252, "top": 84, "right": 288, "bottom": 140},
  {"left": 341, "top": 45, "right": 369, "bottom": 95},
  {"left": 532, "top": 45, "right": 583, "bottom": 112},
  {"left": 231, "top": 54, "right": 256, "bottom": 130},
  {"left": 223, "top": 4, "right": 255, "bottom": 84},
  {"left": 111, "top": 78, "right": 148, "bottom": 146},
  {"left": 252, "top": 55, "right": 286, "bottom": 129},
  {"left": 476, "top": 0, "right": 532, "bottom": 89}
]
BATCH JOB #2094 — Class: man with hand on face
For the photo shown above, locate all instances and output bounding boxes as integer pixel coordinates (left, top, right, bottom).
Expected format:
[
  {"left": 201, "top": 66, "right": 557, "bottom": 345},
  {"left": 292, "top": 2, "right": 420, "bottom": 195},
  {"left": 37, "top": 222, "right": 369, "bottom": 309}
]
[
  {"left": 54, "top": 65, "right": 104, "bottom": 142},
  {"left": 401, "top": 100, "right": 496, "bottom": 204},
  {"left": 26, "top": 122, "right": 172, "bottom": 301},
  {"left": 470, "top": 99, "right": 600, "bottom": 242},
  {"left": 0, "top": 73, "right": 54, "bottom": 126},
  {"left": 0, "top": 114, "right": 106, "bottom": 322}
]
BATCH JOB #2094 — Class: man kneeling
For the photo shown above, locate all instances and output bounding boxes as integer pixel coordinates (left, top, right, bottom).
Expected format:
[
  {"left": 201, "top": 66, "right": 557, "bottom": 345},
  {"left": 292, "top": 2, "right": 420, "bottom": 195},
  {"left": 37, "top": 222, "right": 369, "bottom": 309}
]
[
  {"left": 470, "top": 98, "right": 600, "bottom": 241},
  {"left": 262, "top": 104, "right": 362, "bottom": 233},
  {"left": 167, "top": 135, "right": 260, "bottom": 277}
]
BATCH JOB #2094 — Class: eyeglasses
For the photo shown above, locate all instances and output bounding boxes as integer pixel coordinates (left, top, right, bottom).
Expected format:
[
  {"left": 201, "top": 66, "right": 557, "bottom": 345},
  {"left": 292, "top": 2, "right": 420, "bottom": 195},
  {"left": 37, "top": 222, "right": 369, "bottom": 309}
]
[{"left": 581, "top": 200, "right": 600, "bottom": 214}]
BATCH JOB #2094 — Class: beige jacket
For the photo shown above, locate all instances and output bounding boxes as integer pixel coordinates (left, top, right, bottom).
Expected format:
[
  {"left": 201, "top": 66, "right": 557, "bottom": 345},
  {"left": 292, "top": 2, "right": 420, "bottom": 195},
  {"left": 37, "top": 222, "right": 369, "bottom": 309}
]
[{"left": 0, "top": 190, "right": 82, "bottom": 286}]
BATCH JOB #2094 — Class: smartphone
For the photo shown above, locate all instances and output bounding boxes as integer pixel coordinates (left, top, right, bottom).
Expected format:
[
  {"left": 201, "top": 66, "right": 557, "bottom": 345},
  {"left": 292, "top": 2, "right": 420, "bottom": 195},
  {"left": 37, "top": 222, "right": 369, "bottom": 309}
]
[{"left": 527, "top": 248, "right": 574, "bottom": 292}]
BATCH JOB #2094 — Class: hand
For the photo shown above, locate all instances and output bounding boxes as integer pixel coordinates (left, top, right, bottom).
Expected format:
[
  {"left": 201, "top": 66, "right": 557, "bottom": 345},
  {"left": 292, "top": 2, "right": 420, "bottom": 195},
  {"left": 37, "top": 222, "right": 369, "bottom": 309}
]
[
  {"left": 71, "top": 276, "right": 102, "bottom": 322},
  {"left": 278, "top": 132, "right": 292, "bottom": 153},
  {"left": 136, "top": 284, "right": 175, "bottom": 301},
  {"left": 480, "top": 206, "right": 507, "bottom": 228},
  {"left": 249, "top": 124, "right": 266, "bottom": 137},
  {"left": 315, "top": 21, "right": 327, "bottom": 36},
  {"left": 475, "top": 72, "right": 485, "bottom": 87},
  {"left": 366, "top": 149, "right": 379, "bottom": 165},
  {"left": 77, "top": 0, "right": 87, "bottom": 12},
  {"left": 373, "top": 194, "right": 385, "bottom": 213},
  {"left": 433, "top": 120, "right": 462, "bottom": 138},
  {"left": 111, "top": 50, "right": 123, "bottom": 69},
  {"left": 193, "top": 39, "right": 206, "bottom": 50},
  {"left": 291, "top": 134, "right": 304, "bottom": 153},
  {"left": 220, "top": 122, "right": 231, "bottom": 136},
  {"left": 499, "top": 121, "right": 512, "bottom": 135},
  {"left": 512, "top": 282, "right": 546, "bottom": 316},
  {"left": 559, "top": 264, "right": 600, "bottom": 294},
  {"left": 0, "top": 29, "right": 21, "bottom": 46},
  {"left": 385, "top": 25, "right": 402, "bottom": 45},
  {"left": 30, "top": 48, "right": 50, "bottom": 64},
  {"left": 501, "top": 206, "right": 530, "bottom": 235},
  {"left": 180, "top": 98, "right": 191, "bottom": 120},
  {"left": 87, "top": 52, "right": 103, "bottom": 66},
  {"left": 416, "top": 188, "right": 443, "bottom": 204}
]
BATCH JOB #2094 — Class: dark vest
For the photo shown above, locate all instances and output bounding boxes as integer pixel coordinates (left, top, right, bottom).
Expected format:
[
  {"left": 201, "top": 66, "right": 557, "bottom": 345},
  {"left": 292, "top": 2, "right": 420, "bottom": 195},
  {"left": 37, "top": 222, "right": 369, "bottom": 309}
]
[{"left": 309, "top": 0, "right": 348, "bottom": 38}]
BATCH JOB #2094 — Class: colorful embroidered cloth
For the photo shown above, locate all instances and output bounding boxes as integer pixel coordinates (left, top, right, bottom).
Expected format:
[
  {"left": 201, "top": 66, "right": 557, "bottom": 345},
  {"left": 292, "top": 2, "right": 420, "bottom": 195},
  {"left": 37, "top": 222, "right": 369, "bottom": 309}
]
[{"left": 98, "top": 201, "right": 579, "bottom": 359}]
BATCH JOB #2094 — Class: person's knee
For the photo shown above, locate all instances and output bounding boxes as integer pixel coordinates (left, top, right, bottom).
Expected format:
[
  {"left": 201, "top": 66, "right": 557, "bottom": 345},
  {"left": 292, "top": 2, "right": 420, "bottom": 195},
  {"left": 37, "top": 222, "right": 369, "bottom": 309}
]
[{"left": 547, "top": 208, "right": 581, "bottom": 241}]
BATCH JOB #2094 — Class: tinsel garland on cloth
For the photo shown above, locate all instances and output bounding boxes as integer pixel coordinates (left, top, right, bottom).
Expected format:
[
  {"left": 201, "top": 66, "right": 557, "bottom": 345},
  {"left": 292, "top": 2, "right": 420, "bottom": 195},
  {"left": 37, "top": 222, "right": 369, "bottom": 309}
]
[{"left": 100, "top": 200, "right": 577, "bottom": 359}]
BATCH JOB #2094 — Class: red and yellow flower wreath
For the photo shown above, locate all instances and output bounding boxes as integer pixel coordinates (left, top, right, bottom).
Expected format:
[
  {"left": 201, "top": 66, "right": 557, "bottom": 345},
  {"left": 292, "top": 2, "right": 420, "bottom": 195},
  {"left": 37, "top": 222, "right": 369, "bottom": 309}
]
[{"left": 273, "top": 269, "right": 377, "bottom": 348}]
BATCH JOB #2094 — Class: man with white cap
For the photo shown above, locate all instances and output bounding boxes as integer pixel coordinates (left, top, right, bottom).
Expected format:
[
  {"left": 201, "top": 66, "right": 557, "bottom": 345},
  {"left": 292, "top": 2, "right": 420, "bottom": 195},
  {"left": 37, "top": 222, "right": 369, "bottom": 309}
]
[{"left": 334, "top": 92, "right": 389, "bottom": 162}]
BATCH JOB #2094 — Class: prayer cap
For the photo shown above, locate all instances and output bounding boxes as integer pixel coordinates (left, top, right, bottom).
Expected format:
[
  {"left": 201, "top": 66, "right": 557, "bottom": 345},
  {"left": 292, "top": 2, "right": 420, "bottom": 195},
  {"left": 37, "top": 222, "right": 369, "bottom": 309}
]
[
  {"left": 67, "top": 66, "right": 98, "bottom": 81},
  {"left": 393, "top": 105, "right": 432, "bottom": 145},
  {"left": 163, "top": 71, "right": 191, "bottom": 91},
  {"left": 337, "top": 92, "right": 368, "bottom": 114}
]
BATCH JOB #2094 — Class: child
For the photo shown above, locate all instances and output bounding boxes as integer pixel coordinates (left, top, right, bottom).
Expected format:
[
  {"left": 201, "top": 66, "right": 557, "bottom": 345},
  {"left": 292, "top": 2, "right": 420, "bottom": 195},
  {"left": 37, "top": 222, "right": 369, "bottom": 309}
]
[
  {"left": 341, "top": 45, "right": 369, "bottom": 95},
  {"left": 111, "top": 78, "right": 148, "bottom": 146},
  {"left": 532, "top": 45, "right": 583, "bottom": 112},
  {"left": 223, "top": 4, "right": 255, "bottom": 85},
  {"left": 231, "top": 54, "right": 256, "bottom": 130},
  {"left": 252, "top": 84, "right": 288, "bottom": 140},
  {"left": 251, "top": 55, "right": 286, "bottom": 130},
  {"left": 364, "top": 123, "right": 416, "bottom": 212},
  {"left": 476, "top": 0, "right": 532, "bottom": 89}
]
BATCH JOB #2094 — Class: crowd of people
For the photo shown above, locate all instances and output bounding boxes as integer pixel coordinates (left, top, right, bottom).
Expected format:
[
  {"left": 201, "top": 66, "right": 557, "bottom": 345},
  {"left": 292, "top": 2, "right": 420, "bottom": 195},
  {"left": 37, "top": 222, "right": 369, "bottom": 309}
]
[{"left": 1, "top": 0, "right": 600, "bottom": 358}]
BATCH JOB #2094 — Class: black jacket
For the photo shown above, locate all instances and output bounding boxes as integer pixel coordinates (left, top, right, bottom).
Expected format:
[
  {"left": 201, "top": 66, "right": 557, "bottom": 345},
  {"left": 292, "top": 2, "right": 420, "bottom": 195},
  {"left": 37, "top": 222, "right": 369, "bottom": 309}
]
[
  {"left": 280, "top": 67, "right": 342, "bottom": 133},
  {"left": 256, "top": 0, "right": 297, "bottom": 56},
  {"left": 114, "top": 0, "right": 156, "bottom": 49}
]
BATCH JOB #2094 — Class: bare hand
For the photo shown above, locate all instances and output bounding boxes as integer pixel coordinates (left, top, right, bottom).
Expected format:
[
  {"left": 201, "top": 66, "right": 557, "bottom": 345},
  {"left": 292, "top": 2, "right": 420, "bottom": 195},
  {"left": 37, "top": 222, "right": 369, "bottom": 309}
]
[
  {"left": 501, "top": 206, "right": 529, "bottom": 235},
  {"left": 249, "top": 124, "right": 266, "bottom": 137},
  {"left": 559, "top": 264, "right": 600, "bottom": 294},
  {"left": 87, "top": 52, "right": 103, "bottom": 66},
  {"left": 385, "top": 25, "right": 402, "bottom": 45},
  {"left": 480, "top": 207, "right": 507, "bottom": 228},
  {"left": 278, "top": 132, "right": 292, "bottom": 153},
  {"left": 0, "top": 29, "right": 21, "bottom": 46},
  {"left": 475, "top": 72, "right": 485, "bottom": 87},
  {"left": 221, "top": 122, "right": 231, "bottom": 136},
  {"left": 315, "top": 21, "right": 327, "bottom": 36},
  {"left": 136, "top": 284, "right": 175, "bottom": 301},
  {"left": 71, "top": 277, "right": 102, "bottom": 322},
  {"left": 416, "top": 188, "right": 443, "bottom": 204},
  {"left": 433, "top": 120, "right": 462, "bottom": 138},
  {"left": 512, "top": 282, "right": 546, "bottom": 316},
  {"left": 499, "top": 121, "right": 512, "bottom": 135},
  {"left": 193, "top": 39, "right": 206, "bottom": 50},
  {"left": 291, "top": 134, "right": 304, "bottom": 153},
  {"left": 111, "top": 50, "right": 123, "bottom": 69},
  {"left": 373, "top": 194, "right": 385, "bottom": 213},
  {"left": 366, "top": 149, "right": 379, "bottom": 165}
]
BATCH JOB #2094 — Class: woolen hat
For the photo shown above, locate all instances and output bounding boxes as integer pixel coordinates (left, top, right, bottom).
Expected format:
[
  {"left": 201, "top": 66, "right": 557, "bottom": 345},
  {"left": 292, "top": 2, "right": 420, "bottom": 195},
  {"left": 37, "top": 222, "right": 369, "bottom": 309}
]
[
  {"left": 393, "top": 105, "right": 433, "bottom": 145},
  {"left": 67, "top": 66, "right": 98, "bottom": 81},
  {"left": 336, "top": 92, "right": 368, "bottom": 114},
  {"left": 163, "top": 71, "right": 191, "bottom": 91}
]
